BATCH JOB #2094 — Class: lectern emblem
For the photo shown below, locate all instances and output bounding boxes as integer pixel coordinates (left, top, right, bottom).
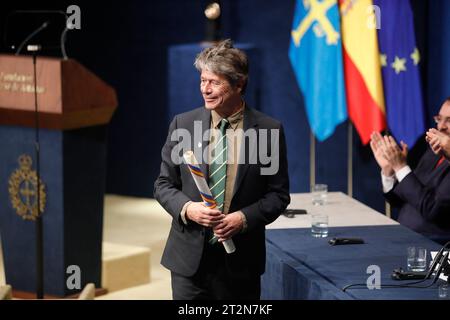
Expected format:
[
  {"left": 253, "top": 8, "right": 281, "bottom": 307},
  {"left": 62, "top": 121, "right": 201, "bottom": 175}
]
[{"left": 8, "top": 154, "right": 46, "bottom": 220}]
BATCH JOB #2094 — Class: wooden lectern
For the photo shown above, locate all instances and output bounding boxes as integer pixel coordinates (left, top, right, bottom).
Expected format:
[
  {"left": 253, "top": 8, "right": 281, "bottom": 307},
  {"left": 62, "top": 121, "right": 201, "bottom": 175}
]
[
  {"left": 0, "top": 54, "right": 117, "bottom": 296},
  {"left": 0, "top": 54, "right": 117, "bottom": 129}
]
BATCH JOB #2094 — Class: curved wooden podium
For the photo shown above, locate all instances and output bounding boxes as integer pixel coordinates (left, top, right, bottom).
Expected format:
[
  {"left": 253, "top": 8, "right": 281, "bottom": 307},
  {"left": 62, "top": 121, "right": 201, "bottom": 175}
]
[
  {"left": 0, "top": 54, "right": 117, "bottom": 129},
  {"left": 0, "top": 54, "right": 117, "bottom": 297}
]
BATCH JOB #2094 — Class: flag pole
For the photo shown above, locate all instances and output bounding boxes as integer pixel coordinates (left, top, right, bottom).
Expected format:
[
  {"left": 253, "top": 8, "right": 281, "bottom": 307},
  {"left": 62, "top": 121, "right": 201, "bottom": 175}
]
[
  {"left": 347, "top": 121, "right": 353, "bottom": 197},
  {"left": 310, "top": 129, "right": 315, "bottom": 191},
  {"left": 385, "top": 202, "right": 391, "bottom": 218},
  {"left": 383, "top": 129, "right": 391, "bottom": 218}
]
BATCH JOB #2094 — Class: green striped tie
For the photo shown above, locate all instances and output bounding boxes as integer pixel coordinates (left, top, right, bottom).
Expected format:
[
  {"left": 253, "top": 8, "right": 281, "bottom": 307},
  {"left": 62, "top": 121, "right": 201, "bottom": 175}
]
[{"left": 208, "top": 118, "right": 229, "bottom": 244}]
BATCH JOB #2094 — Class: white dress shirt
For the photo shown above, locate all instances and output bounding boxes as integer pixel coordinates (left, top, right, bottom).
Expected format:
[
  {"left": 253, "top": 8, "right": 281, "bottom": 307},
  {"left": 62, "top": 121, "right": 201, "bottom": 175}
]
[{"left": 381, "top": 166, "right": 412, "bottom": 193}]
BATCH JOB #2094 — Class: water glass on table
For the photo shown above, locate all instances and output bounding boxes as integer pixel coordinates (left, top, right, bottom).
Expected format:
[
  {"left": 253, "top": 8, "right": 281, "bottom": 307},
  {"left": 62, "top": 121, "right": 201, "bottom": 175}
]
[
  {"left": 312, "top": 184, "right": 328, "bottom": 206},
  {"left": 311, "top": 214, "right": 328, "bottom": 238},
  {"left": 439, "top": 283, "right": 448, "bottom": 299},
  {"left": 407, "top": 246, "right": 427, "bottom": 272}
]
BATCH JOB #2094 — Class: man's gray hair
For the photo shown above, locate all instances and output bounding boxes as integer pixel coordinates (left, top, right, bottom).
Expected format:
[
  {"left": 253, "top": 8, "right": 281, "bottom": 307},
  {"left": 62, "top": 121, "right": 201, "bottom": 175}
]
[{"left": 194, "top": 39, "right": 248, "bottom": 93}]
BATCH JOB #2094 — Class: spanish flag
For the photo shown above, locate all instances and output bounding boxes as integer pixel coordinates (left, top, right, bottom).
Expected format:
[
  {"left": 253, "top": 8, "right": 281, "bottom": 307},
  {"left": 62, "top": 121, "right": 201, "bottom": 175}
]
[{"left": 339, "top": 0, "right": 386, "bottom": 145}]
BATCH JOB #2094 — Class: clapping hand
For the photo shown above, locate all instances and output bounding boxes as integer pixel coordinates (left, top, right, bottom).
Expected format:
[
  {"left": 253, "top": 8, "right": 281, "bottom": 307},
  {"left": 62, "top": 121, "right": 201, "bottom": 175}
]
[
  {"left": 382, "top": 135, "right": 408, "bottom": 172},
  {"left": 370, "top": 132, "right": 393, "bottom": 176},
  {"left": 426, "top": 128, "right": 450, "bottom": 159},
  {"left": 370, "top": 132, "right": 408, "bottom": 175}
]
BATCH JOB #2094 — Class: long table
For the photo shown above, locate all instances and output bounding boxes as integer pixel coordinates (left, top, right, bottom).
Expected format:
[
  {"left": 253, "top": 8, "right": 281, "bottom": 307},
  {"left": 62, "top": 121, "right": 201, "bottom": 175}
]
[
  {"left": 267, "top": 192, "right": 397, "bottom": 229},
  {"left": 262, "top": 192, "right": 446, "bottom": 300}
]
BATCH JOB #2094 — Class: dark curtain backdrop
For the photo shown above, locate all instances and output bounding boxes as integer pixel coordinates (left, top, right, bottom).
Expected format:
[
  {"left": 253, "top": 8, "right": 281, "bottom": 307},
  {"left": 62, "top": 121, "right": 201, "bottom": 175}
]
[{"left": 1, "top": 0, "right": 449, "bottom": 214}]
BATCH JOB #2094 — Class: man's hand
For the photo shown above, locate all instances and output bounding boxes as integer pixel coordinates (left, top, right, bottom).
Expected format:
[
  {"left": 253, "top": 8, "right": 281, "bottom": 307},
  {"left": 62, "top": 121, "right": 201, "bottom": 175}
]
[
  {"left": 426, "top": 134, "right": 443, "bottom": 155},
  {"left": 382, "top": 135, "right": 408, "bottom": 172},
  {"left": 212, "top": 212, "right": 244, "bottom": 242},
  {"left": 370, "top": 131, "right": 394, "bottom": 176},
  {"left": 426, "top": 128, "right": 450, "bottom": 158},
  {"left": 186, "top": 202, "right": 225, "bottom": 227}
]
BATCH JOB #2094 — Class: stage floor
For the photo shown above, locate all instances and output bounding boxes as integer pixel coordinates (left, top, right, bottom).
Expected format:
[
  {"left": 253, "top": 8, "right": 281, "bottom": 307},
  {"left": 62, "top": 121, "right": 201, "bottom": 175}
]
[{"left": 0, "top": 194, "right": 173, "bottom": 300}]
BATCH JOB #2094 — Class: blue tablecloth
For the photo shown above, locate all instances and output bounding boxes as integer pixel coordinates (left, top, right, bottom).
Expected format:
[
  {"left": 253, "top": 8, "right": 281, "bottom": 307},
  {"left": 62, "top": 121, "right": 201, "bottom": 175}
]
[{"left": 262, "top": 225, "right": 446, "bottom": 300}]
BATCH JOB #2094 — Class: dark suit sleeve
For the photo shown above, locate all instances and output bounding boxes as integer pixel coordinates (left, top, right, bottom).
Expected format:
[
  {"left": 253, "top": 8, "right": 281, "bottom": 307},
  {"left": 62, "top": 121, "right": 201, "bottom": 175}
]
[
  {"left": 384, "top": 183, "right": 405, "bottom": 208},
  {"left": 392, "top": 171, "right": 450, "bottom": 222},
  {"left": 154, "top": 116, "right": 191, "bottom": 222},
  {"left": 240, "top": 124, "right": 290, "bottom": 232}
]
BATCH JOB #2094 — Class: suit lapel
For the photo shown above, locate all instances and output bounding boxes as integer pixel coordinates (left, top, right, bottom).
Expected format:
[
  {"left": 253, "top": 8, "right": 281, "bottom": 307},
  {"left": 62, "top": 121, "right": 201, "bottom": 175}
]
[
  {"left": 417, "top": 149, "right": 449, "bottom": 184},
  {"left": 193, "top": 108, "right": 211, "bottom": 182},
  {"left": 232, "top": 107, "right": 259, "bottom": 200}
]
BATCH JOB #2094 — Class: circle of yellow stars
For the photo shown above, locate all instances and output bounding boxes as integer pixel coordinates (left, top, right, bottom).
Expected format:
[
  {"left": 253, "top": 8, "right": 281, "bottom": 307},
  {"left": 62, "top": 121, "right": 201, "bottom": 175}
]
[{"left": 380, "top": 48, "right": 420, "bottom": 74}]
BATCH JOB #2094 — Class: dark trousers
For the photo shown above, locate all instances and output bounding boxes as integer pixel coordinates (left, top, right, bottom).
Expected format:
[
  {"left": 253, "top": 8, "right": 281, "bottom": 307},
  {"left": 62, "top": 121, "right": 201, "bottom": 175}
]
[{"left": 171, "top": 243, "right": 261, "bottom": 300}]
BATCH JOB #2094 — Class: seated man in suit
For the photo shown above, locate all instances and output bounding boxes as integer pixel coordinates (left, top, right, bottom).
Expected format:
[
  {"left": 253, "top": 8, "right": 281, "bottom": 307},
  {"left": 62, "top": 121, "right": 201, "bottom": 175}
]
[
  {"left": 154, "top": 39, "right": 290, "bottom": 299},
  {"left": 370, "top": 98, "right": 450, "bottom": 243}
]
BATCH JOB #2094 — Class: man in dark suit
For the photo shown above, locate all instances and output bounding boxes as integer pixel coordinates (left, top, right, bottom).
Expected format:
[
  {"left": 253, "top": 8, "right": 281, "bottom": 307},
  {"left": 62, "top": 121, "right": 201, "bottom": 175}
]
[
  {"left": 370, "top": 98, "right": 450, "bottom": 243},
  {"left": 154, "top": 39, "right": 290, "bottom": 300}
]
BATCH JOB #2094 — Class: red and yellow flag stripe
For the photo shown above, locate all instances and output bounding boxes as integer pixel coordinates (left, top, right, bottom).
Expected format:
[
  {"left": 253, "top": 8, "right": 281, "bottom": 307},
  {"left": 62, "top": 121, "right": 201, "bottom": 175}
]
[{"left": 339, "top": 0, "right": 386, "bottom": 144}]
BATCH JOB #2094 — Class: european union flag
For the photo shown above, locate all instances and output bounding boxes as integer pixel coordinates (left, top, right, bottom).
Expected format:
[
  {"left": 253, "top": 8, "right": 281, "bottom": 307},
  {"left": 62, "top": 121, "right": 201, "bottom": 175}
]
[
  {"left": 375, "top": 0, "right": 425, "bottom": 147},
  {"left": 289, "top": 0, "right": 347, "bottom": 141}
]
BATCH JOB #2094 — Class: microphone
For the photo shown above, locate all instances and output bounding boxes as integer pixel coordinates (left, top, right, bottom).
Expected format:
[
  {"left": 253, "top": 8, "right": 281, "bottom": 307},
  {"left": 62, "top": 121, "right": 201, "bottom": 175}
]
[
  {"left": 15, "top": 21, "right": 50, "bottom": 56},
  {"left": 329, "top": 237, "right": 364, "bottom": 245},
  {"left": 391, "top": 269, "right": 428, "bottom": 280}
]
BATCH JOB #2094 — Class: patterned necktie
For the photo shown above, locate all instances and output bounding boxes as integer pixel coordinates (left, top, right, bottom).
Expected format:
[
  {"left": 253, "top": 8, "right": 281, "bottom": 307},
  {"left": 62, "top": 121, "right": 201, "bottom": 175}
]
[{"left": 208, "top": 118, "right": 229, "bottom": 244}]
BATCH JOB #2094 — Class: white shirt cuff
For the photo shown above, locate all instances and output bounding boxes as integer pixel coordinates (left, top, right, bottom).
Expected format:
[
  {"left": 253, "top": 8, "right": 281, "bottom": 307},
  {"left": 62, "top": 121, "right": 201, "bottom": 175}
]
[
  {"left": 180, "top": 201, "right": 192, "bottom": 225},
  {"left": 395, "top": 166, "right": 412, "bottom": 182},
  {"left": 237, "top": 211, "right": 248, "bottom": 233},
  {"left": 381, "top": 172, "right": 396, "bottom": 193}
]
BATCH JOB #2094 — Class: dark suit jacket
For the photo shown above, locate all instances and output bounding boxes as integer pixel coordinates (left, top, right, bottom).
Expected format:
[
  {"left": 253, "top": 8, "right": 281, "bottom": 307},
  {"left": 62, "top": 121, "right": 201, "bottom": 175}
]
[
  {"left": 154, "top": 106, "right": 290, "bottom": 278},
  {"left": 385, "top": 148, "right": 450, "bottom": 241}
]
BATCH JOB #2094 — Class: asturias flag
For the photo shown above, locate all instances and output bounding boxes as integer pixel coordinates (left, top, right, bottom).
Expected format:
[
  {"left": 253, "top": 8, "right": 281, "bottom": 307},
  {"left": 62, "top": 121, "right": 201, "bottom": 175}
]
[
  {"left": 374, "top": 0, "right": 425, "bottom": 147},
  {"left": 289, "top": 0, "right": 347, "bottom": 142}
]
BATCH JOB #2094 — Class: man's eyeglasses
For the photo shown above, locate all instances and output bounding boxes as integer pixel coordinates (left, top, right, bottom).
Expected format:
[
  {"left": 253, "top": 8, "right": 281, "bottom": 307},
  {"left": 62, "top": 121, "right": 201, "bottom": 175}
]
[{"left": 433, "top": 115, "right": 450, "bottom": 126}]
